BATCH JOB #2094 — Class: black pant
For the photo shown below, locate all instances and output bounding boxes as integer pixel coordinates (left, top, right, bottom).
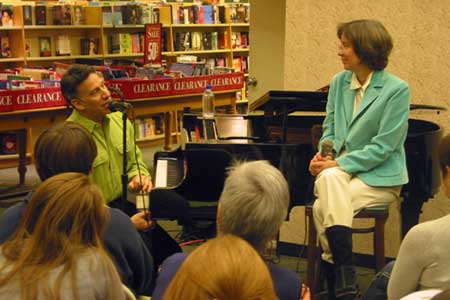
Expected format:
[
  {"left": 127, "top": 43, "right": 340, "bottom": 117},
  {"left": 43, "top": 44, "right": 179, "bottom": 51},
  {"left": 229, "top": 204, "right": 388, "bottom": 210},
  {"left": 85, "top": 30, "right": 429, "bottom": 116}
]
[{"left": 108, "top": 197, "right": 182, "bottom": 270}]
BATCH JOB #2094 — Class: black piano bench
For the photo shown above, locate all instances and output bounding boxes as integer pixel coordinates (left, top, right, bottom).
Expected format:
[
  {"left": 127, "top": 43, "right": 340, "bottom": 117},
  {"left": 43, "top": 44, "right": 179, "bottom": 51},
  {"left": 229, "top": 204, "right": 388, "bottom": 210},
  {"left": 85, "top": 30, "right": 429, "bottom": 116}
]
[{"left": 305, "top": 204, "right": 389, "bottom": 294}]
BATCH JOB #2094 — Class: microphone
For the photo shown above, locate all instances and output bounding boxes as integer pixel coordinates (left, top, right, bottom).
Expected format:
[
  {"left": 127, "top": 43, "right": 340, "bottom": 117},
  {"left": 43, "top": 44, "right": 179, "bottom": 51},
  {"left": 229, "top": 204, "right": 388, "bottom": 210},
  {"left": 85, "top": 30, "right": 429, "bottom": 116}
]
[
  {"left": 107, "top": 86, "right": 132, "bottom": 112},
  {"left": 320, "top": 140, "right": 335, "bottom": 159},
  {"left": 108, "top": 101, "right": 133, "bottom": 112}
]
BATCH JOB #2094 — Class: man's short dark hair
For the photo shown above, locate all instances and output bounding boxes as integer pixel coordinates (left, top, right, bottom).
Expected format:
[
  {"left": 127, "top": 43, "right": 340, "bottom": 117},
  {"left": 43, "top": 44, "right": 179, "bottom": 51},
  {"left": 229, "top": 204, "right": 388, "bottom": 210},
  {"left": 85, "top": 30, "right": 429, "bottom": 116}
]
[
  {"left": 34, "top": 122, "right": 97, "bottom": 181},
  {"left": 337, "top": 19, "right": 393, "bottom": 71},
  {"left": 60, "top": 64, "right": 97, "bottom": 106}
]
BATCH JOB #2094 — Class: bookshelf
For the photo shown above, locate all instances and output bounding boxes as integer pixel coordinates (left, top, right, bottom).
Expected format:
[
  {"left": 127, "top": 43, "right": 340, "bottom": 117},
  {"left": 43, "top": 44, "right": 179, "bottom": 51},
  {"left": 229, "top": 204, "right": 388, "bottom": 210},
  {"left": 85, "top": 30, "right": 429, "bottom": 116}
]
[{"left": 0, "top": 3, "right": 249, "bottom": 73}]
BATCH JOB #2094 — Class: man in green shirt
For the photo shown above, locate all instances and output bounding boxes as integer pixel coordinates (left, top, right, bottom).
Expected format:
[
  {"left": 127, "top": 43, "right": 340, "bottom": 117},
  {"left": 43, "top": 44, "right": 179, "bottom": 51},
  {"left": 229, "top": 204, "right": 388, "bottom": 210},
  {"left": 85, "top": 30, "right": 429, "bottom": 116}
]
[
  {"left": 60, "top": 64, "right": 182, "bottom": 274},
  {"left": 61, "top": 64, "right": 152, "bottom": 206}
]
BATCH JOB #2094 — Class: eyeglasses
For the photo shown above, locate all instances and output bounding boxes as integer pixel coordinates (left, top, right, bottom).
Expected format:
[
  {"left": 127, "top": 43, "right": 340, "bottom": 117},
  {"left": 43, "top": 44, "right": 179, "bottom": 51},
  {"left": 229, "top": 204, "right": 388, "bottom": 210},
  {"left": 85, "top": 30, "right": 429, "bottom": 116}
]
[{"left": 336, "top": 42, "right": 352, "bottom": 51}]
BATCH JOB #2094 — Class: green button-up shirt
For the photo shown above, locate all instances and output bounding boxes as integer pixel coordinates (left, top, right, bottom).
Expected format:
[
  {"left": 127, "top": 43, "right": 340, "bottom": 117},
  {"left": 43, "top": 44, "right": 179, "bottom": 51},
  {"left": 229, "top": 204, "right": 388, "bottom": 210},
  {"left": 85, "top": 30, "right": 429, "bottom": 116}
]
[{"left": 67, "top": 110, "right": 150, "bottom": 203}]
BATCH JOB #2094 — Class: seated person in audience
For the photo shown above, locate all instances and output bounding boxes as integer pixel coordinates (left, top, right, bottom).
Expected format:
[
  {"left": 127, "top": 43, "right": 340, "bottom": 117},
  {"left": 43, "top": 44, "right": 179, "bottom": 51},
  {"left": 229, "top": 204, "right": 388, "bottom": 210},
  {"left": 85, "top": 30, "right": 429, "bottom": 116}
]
[
  {"left": 0, "top": 122, "right": 154, "bottom": 296},
  {"left": 386, "top": 134, "right": 450, "bottom": 299},
  {"left": 152, "top": 160, "right": 306, "bottom": 300},
  {"left": 164, "top": 234, "right": 277, "bottom": 300},
  {"left": 364, "top": 134, "right": 450, "bottom": 300},
  {"left": 0, "top": 172, "right": 126, "bottom": 300}
]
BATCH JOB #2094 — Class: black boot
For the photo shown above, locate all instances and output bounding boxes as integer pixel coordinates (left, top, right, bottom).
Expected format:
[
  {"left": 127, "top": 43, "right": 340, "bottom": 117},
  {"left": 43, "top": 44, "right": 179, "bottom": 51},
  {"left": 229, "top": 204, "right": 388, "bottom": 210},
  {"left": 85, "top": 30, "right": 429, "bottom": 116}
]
[{"left": 325, "top": 225, "right": 359, "bottom": 300}]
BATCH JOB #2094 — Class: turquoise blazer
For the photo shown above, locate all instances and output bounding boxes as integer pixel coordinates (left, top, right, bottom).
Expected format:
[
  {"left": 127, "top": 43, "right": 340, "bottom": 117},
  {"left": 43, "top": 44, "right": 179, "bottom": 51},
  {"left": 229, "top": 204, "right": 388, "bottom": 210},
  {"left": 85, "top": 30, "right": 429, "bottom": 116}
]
[{"left": 320, "top": 70, "right": 410, "bottom": 187}]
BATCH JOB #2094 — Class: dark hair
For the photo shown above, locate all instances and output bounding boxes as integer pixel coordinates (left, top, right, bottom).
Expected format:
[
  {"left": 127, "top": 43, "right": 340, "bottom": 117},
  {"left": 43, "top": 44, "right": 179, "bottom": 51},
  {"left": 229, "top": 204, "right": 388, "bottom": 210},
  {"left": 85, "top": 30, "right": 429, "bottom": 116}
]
[
  {"left": 60, "top": 64, "right": 97, "bottom": 106},
  {"left": 337, "top": 19, "right": 393, "bottom": 70},
  {"left": 438, "top": 134, "right": 450, "bottom": 176},
  {"left": 2, "top": 9, "right": 12, "bottom": 17},
  {"left": 34, "top": 122, "right": 97, "bottom": 181}
]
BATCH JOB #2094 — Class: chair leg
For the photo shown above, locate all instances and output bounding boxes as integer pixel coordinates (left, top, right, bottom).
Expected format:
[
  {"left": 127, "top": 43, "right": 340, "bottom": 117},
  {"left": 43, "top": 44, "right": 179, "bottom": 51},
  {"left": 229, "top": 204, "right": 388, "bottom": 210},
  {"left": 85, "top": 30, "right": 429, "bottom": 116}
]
[
  {"left": 374, "top": 217, "right": 387, "bottom": 271},
  {"left": 306, "top": 209, "right": 318, "bottom": 292}
]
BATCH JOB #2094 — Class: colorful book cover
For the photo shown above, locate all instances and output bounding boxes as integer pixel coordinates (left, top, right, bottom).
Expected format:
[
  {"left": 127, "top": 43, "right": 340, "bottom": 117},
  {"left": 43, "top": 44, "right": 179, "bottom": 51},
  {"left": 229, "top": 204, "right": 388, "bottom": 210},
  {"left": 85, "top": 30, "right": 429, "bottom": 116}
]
[
  {"left": 35, "top": 6, "right": 47, "bottom": 25},
  {"left": 55, "top": 35, "right": 70, "bottom": 56},
  {"left": 119, "top": 33, "right": 132, "bottom": 54},
  {"left": 113, "top": 6, "right": 123, "bottom": 26},
  {"left": 1, "top": 6, "right": 14, "bottom": 26},
  {"left": 102, "top": 6, "right": 112, "bottom": 25},
  {"left": 72, "top": 6, "right": 85, "bottom": 25},
  {"left": 39, "top": 37, "right": 52, "bottom": 57},
  {"left": 0, "top": 36, "right": 11, "bottom": 57},
  {"left": 23, "top": 6, "right": 33, "bottom": 25}
]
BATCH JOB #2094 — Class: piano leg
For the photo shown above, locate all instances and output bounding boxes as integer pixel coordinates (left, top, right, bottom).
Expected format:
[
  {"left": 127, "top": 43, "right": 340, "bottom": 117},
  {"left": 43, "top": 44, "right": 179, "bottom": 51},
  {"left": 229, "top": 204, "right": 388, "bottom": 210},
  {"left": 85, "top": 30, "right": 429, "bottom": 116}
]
[{"left": 400, "top": 200, "right": 424, "bottom": 238}]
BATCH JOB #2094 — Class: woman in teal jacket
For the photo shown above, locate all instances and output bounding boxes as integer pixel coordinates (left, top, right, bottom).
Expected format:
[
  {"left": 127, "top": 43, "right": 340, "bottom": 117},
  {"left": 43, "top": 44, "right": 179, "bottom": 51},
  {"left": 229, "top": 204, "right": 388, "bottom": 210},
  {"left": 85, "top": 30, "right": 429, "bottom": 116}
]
[{"left": 309, "top": 19, "right": 410, "bottom": 300}]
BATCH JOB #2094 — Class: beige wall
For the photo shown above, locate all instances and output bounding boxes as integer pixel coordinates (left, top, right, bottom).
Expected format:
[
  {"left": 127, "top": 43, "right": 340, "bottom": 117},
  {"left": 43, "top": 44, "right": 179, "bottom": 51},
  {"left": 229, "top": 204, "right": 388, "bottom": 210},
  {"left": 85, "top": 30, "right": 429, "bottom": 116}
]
[{"left": 278, "top": 0, "right": 450, "bottom": 257}]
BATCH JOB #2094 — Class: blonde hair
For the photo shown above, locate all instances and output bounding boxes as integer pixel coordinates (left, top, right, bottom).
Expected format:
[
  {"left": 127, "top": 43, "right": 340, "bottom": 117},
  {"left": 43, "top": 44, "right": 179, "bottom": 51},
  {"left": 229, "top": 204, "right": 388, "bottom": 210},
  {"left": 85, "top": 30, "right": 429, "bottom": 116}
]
[
  {"left": 0, "top": 172, "right": 116, "bottom": 300},
  {"left": 164, "top": 234, "right": 277, "bottom": 300}
]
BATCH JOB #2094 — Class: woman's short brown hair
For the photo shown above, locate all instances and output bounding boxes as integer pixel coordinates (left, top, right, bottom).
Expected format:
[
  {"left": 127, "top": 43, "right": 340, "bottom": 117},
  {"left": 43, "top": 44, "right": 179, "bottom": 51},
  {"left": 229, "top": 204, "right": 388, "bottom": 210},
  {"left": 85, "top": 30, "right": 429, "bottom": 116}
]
[
  {"left": 337, "top": 19, "right": 393, "bottom": 70},
  {"left": 34, "top": 122, "right": 97, "bottom": 181}
]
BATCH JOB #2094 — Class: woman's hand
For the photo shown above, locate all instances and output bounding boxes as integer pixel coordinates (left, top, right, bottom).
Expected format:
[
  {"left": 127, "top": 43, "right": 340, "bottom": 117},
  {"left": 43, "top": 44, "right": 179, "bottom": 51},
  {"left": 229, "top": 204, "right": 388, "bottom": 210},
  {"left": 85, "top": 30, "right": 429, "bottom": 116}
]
[
  {"left": 309, "top": 152, "right": 338, "bottom": 176},
  {"left": 128, "top": 175, "right": 153, "bottom": 193}
]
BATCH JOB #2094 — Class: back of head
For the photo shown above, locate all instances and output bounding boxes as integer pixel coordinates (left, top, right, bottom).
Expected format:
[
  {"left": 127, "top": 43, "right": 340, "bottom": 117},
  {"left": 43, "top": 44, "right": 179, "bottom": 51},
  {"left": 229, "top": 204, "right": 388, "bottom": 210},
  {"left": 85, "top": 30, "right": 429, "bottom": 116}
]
[
  {"left": 164, "top": 235, "right": 276, "bottom": 300},
  {"left": 34, "top": 122, "right": 97, "bottom": 181},
  {"left": 60, "top": 64, "right": 97, "bottom": 107},
  {"left": 0, "top": 172, "right": 110, "bottom": 300},
  {"left": 337, "top": 19, "right": 393, "bottom": 70},
  {"left": 18, "top": 172, "right": 108, "bottom": 254},
  {"left": 218, "top": 160, "right": 289, "bottom": 252}
]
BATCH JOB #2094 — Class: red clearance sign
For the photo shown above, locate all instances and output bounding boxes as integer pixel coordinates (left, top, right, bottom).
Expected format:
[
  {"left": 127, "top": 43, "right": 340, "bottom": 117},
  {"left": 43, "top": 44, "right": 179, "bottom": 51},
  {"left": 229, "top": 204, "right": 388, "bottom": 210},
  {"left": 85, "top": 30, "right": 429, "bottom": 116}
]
[
  {"left": 144, "top": 23, "right": 162, "bottom": 65},
  {"left": 0, "top": 87, "right": 65, "bottom": 113},
  {"left": 0, "top": 73, "right": 244, "bottom": 113},
  {"left": 106, "top": 72, "right": 244, "bottom": 100}
]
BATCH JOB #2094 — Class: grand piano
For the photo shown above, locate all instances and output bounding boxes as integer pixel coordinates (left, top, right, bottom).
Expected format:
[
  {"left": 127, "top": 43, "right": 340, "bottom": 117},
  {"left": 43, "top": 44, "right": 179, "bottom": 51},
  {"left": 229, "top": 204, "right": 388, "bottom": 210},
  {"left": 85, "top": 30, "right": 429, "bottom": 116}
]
[{"left": 176, "top": 90, "right": 443, "bottom": 236}]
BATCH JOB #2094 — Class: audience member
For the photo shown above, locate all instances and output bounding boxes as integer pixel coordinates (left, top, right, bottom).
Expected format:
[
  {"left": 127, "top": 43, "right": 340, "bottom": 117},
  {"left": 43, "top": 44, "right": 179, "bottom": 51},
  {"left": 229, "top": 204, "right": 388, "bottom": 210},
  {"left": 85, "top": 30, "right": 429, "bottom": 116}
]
[
  {"left": 152, "top": 160, "right": 304, "bottom": 300},
  {"left": 0, "top": 172, "right": 126, "bottom": 300},
  {"left": 164, "top": 234, "right": 277, "bottom": 300},
  {"left": 386, "top": 134, "right": 450, "bottom": 299},
  {"left": 0, "top": 122, "right": 153, "bottom": 295}
]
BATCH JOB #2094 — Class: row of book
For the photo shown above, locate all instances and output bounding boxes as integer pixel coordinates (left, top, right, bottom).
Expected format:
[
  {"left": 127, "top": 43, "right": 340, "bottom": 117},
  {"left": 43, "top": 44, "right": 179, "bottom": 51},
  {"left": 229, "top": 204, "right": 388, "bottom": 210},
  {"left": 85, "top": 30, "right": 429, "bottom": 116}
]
[
  {"left": 108, "top": 33, "right": 145, "bottom": 55},
  {"left": 172, "top": 4, "right": 249, "bottom": 24},
  {"left": 102, "top": 4, "right": 159, "bottom": 26},
  {"left": 173, "top": 31, "right": 248, "bottom": 52},
  {"left": 29, "top": 36, "right": 100, "bottom": 57},
  {"left": 232, "top": 56, "right": 249, "bottom": 73},
  {"left": 134, "top": 115, "right": 165, "bottom": 140}
]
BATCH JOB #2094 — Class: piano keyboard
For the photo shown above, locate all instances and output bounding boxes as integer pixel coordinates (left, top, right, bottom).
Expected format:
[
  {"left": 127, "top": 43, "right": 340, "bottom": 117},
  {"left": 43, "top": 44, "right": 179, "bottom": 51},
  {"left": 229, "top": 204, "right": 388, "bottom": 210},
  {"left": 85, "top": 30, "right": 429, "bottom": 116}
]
[{"left": 154, "top": 157, "right": 183, "bottom": 188}]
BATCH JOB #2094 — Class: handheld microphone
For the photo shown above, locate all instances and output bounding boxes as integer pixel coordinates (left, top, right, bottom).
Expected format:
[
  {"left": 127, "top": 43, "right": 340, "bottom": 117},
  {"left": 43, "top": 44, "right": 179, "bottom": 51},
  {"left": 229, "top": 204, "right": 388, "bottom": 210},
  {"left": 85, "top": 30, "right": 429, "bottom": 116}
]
[
  {"left": 108, "top": 101, "right": 133, "bottom": 112},
  {"left": 107, "top": 86, "right": 132, "bottom": 112},
  {"left": 320, "top": 140, "right": 335, "bottom": 159}
]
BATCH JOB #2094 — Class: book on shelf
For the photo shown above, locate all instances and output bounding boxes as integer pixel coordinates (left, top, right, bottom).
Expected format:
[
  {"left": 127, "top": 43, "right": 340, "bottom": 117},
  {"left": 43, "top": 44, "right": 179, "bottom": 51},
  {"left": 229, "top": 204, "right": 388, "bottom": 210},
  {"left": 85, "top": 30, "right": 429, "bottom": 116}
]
[
  {"left": 122, "top": 5, "right": 141, "bottom": 25},
  {"left": 102, "top": 6, "right": 112, "bottom": 25},
  {"left": 113, "top": 6, "right": 123, "bottom": 26},
  {"left": 1, "top": 6, "right": 14, "bottom": 26},
  {"left": 23, "top": 6, "right": 33, "bottom": 25},
  {"left": 55, "top": 35, "right": 71, "bottom": 56},
  {"left": 72, "top": 5, "right": 85, "bottom": 25},
  {"left": 0, "top": 133, "right": 17, "bottom": 155},
  {"left": 52, "top": 5, "right": 72, "bottom": 25},
  {"left": 211, "top": 32, "right": 218, "bottom": 50},
  {"left": 25, "top": 39, "right": 31, "bottom": 57},
  {"left": 35, "top": 6, "right": 47, "bottom": 25},
  {"left": 1, "top": 36, "right": 11, "bottom": 58},
  {"left": 202, "top": 32, "right": 212, "bottom": 50},
  {"left": 119, "top": 33, "right": 132, "bottom": 54},
  {"left": 81, "top": 38, "right": 99, "bottom": 55},
  {"left": 191, "top": 31, "right": 202, "bottom": 50},
  {"left": 202, "top": 5, "right": 214, "bottom": 24},
  {"left": 39, "top": 37, "right": 52, "bottom": 57},
  {"left": 108, "top": 34, "right": 120, "bottom": 54},
  {"left": 213, "top": 66, "right": 235, "bottom": 74}
]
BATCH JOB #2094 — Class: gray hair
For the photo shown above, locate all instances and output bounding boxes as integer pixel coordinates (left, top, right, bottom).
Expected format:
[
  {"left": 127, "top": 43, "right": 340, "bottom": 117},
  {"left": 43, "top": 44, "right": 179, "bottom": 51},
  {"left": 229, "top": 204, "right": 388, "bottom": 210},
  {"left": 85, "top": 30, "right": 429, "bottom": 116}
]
[{"left": 218, "top": 160, "right": 290, "bottom": 252}]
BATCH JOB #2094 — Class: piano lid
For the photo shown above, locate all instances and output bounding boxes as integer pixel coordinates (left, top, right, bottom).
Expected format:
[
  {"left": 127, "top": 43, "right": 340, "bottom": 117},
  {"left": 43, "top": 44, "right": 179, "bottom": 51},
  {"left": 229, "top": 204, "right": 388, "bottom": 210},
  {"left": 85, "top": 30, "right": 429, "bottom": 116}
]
[{"left": 249, "top": 90, "right": 328, "bottom": 115}]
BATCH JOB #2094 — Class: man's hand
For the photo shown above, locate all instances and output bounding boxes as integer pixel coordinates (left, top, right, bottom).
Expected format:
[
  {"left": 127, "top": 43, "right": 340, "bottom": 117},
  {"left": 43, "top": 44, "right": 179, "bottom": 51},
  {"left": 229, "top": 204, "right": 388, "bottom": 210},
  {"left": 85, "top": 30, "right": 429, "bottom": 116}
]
[
  {"left": 130, "top": 211, "right": 153, "bottom": 231},
  {"left": 128, "top": 175, "right": 153, "bottom": 193}
]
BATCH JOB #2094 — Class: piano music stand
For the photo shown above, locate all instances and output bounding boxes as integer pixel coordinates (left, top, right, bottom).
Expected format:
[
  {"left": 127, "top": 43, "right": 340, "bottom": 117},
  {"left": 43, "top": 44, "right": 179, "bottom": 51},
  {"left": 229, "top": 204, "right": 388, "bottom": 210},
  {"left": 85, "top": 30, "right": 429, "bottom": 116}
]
[{"left": 250, "top": 90, "right": 328, "bottom": 143}]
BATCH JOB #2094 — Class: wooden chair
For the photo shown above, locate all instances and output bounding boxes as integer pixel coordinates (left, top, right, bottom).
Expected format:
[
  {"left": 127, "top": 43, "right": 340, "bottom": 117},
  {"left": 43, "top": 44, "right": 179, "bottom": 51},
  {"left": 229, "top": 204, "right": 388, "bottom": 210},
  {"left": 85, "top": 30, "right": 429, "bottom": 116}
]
[{"left": 305, "top": 204, "right": 390, "bottom": 293}]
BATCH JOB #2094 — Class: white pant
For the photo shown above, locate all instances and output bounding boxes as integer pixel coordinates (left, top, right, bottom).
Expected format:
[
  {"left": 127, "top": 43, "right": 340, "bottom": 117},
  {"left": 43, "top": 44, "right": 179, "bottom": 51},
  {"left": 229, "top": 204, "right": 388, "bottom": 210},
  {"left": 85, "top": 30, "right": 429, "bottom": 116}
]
[{"left": 313, "top": 167, "right": 400, "bottom": 263}]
